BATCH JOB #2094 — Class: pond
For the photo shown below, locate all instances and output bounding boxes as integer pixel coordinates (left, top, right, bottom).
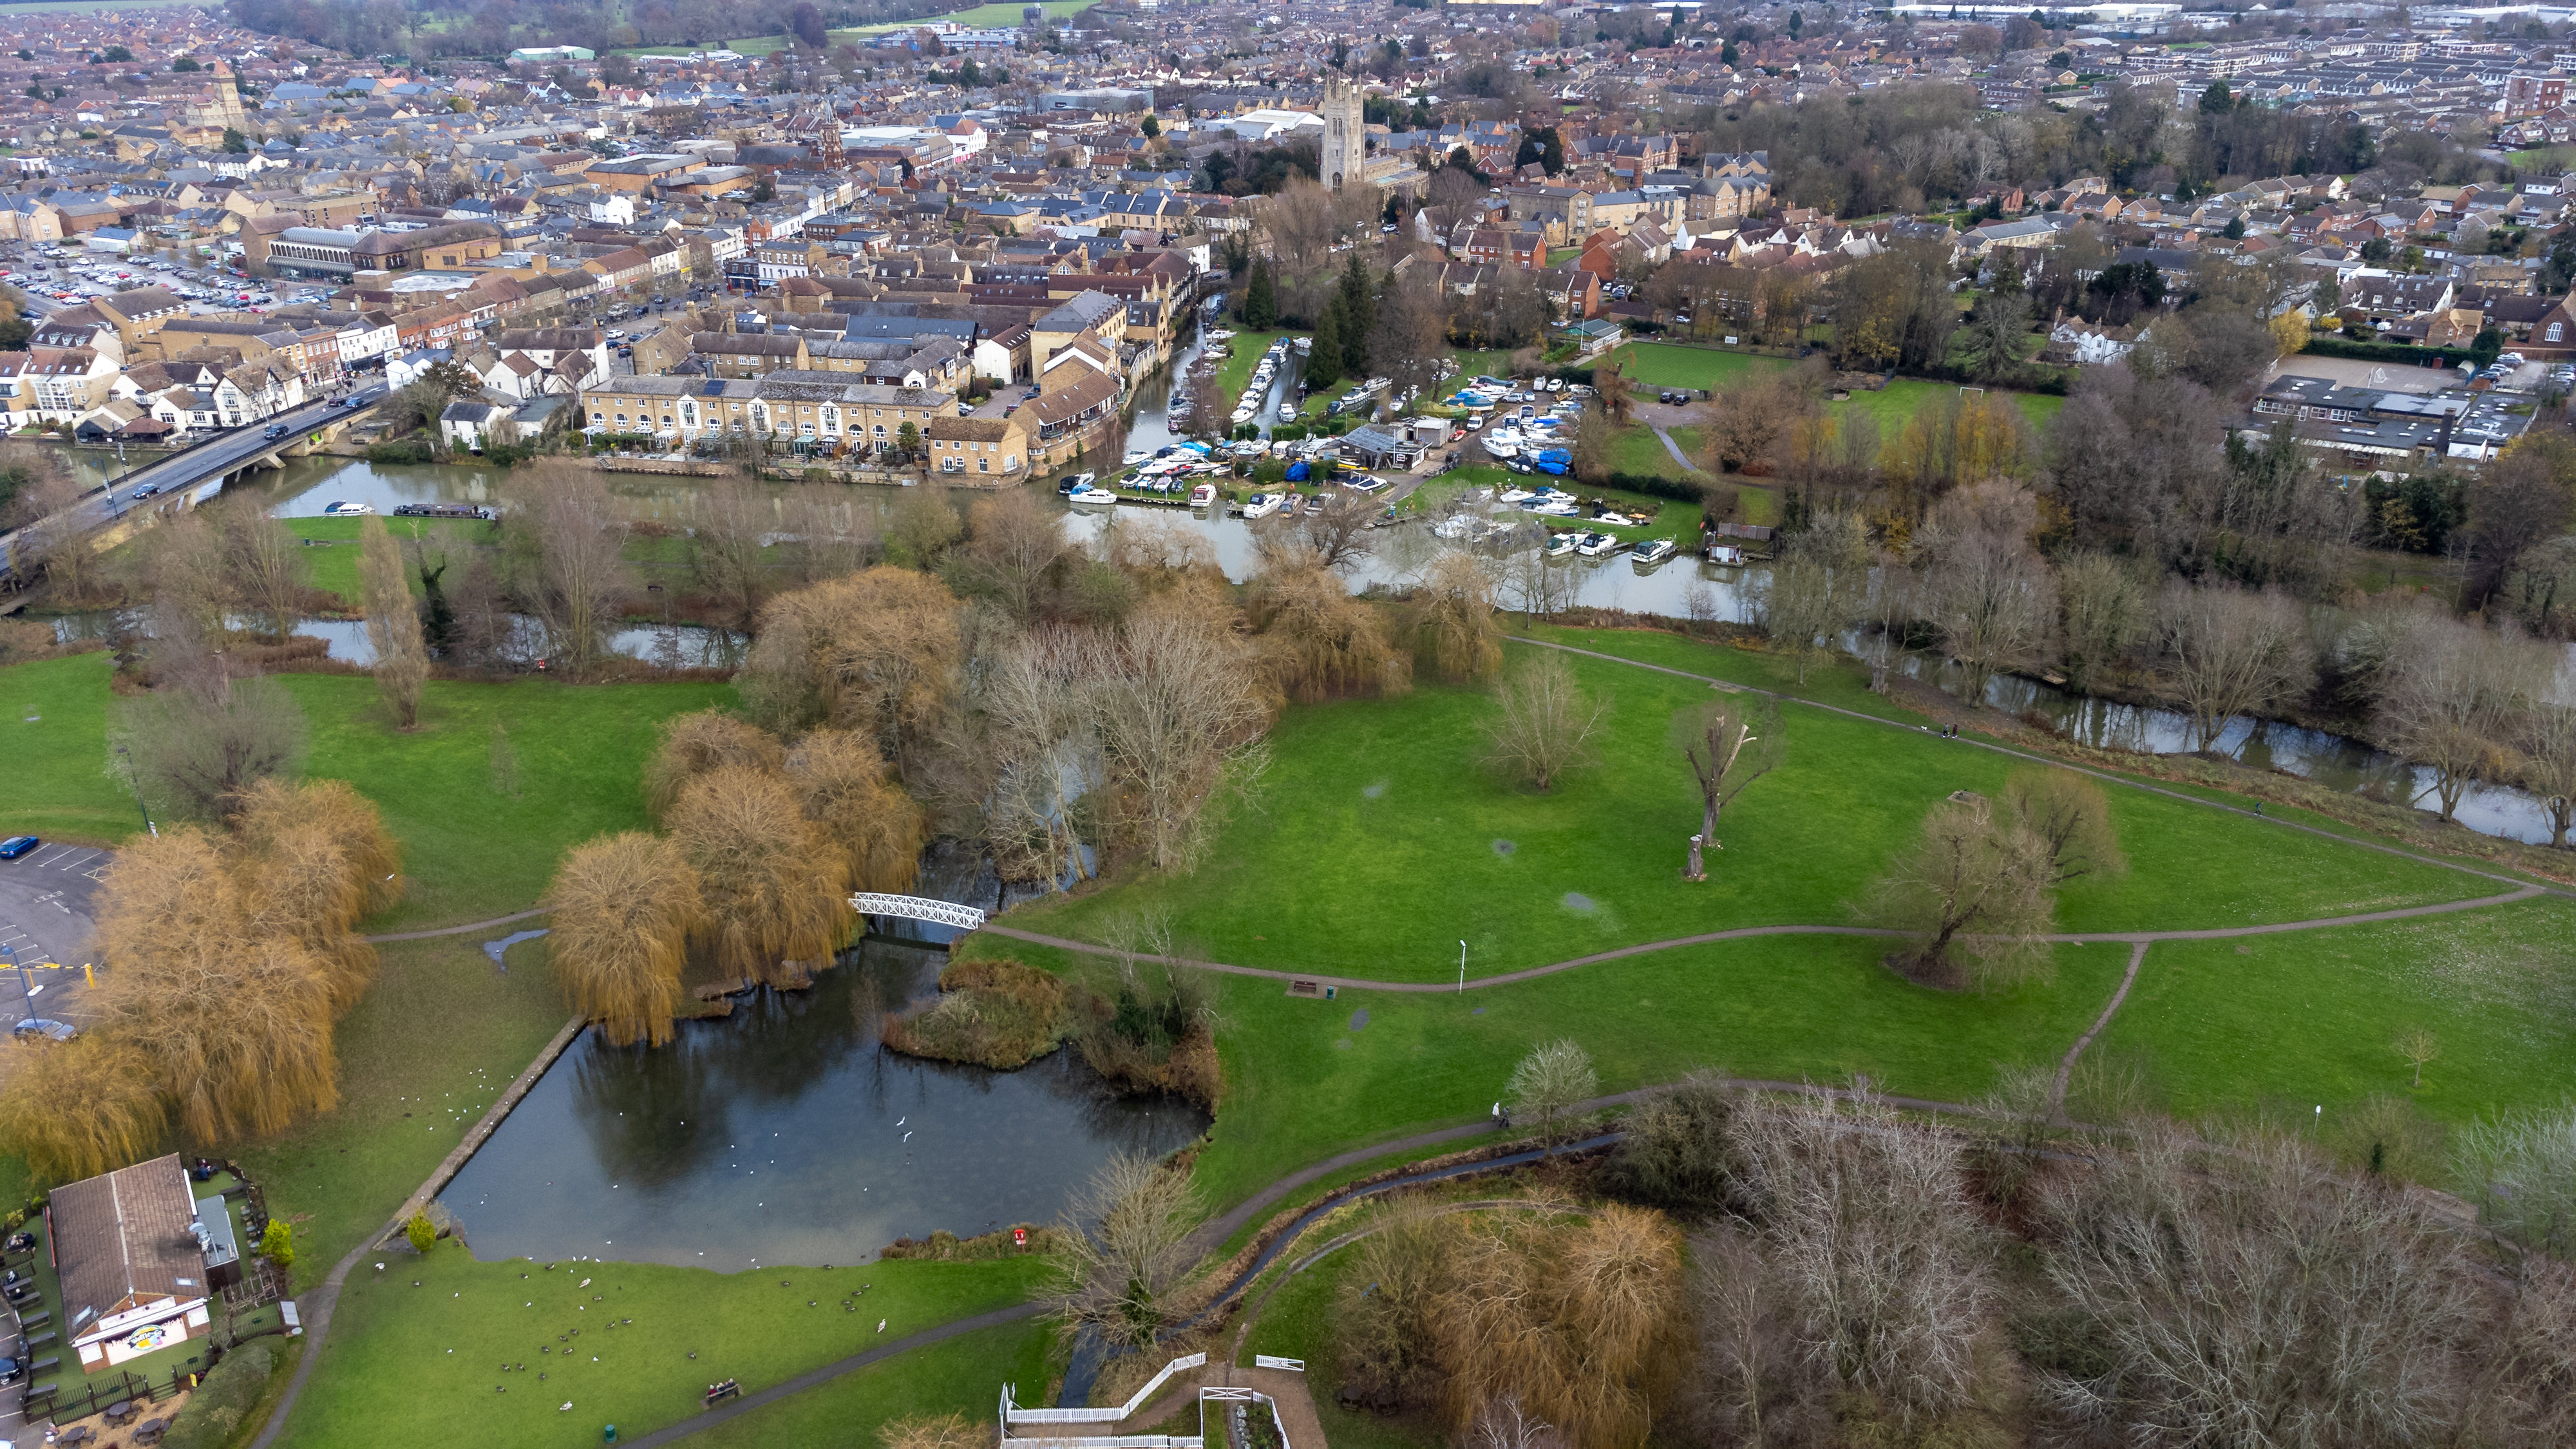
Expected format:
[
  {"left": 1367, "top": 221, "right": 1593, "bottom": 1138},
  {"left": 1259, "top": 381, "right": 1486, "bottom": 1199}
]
[{"left": 437, "top": 936, "right": 1209, "bottom": 1272}]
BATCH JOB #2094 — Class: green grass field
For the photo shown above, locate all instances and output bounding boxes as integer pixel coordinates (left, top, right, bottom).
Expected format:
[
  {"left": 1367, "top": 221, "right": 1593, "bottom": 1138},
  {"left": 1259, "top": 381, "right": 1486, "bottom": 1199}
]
[
  {"left": 1209, "top": 329, "right": 1289, "bottom": 405},
  {"left": 1606, "top": 421, "right": 1707, "bottom": 485},
  {"left": 1831, "top": 377, "right": 2063, "bottom": 435},
  {"left": 2510, "top": 145, "right": 2576, "bottom": 173},
  {"left": 272, "top": 1231, "right": 1052, "bottom": 1449},
  {"left": 691, "top": 1320, "right": 1056, "bottom": 1447},
  {"left": 281, "top": 515, "right": 495, "bottom": 608},
  {"left": 2100, "top": 896, "right": 2576, "bottom": 1127},
  {"left": 996, "top": 649, "right": 2490, "bottom": 987},
  {"left": 0, "top": 658, "right": 731, "bottom": 930},
  {"left": 1600, "top": 342, "right": 1790, "bottom": 391}
]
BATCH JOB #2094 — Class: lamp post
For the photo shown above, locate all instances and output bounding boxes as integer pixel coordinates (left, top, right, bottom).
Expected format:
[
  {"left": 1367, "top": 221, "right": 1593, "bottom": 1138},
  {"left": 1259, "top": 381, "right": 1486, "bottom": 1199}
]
[
  {"left": 113, "top": 743, "right": 155, "bottom": 836},
  {"left": 5, "top": 945, "right": 33, "bottom": 1029},
  {"left": 1457, "top": 940, "right": 1466, "bottom": 994}
]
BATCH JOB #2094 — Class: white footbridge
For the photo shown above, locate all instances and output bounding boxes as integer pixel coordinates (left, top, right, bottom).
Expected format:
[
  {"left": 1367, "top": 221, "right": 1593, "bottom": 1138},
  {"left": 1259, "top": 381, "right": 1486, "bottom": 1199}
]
[{"left": 849, "top": 893, "right": 987, "bottom": 931}]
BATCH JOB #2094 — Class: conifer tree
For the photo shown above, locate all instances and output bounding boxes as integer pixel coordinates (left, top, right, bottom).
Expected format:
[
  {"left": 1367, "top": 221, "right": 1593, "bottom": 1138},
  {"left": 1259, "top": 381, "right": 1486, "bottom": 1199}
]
[
  {"left": 1339, "top": 254, "right": 1374, "bottom": 376},
  {"left": 1242, "top": 258, "right": 1277, "bottom": 329},
  {"left": 1308, "top": 303, "right": 1345, "bottom": 391}
]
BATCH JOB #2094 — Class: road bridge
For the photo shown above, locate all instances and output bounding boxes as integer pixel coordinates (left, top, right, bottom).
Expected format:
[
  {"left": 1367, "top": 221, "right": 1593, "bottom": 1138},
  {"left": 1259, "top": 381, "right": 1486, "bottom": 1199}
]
[{"left": 0, "top": 383, "right": 391, "bottom": 592}]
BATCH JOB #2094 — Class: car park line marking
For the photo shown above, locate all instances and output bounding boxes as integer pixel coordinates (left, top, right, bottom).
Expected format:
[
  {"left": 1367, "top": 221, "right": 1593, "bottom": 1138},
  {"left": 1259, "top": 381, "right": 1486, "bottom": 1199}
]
[
  {"left": 20, "top": 846, "right": 75, "bottom": 868},
  {"left": 44, "top": 849, "right": 97, "bottom": 873}
]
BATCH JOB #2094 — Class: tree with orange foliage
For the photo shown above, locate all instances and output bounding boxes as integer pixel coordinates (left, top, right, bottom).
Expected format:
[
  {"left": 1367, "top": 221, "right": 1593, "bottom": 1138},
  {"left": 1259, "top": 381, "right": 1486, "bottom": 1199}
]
[
  {"left": 667, "top": 765, "right": 853, "bottom": 987},
  {"left": 544, "top": 833, "right": 702, "bottom": 1046}
]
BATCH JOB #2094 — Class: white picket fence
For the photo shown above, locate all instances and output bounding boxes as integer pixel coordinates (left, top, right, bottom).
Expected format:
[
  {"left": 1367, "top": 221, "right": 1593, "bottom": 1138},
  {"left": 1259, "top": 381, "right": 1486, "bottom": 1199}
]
[
  {"left": 1251, "top": 1356, "right": 1304, "bottom": 1372},
  {"left": 998, "top": 1352, "right": 1294, "bottom": 1449}
]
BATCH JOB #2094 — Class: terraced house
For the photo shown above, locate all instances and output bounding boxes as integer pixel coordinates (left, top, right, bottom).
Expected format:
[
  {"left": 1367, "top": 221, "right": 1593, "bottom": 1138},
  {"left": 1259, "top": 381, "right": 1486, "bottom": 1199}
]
[{"left": 579, "top": 373, "right": 955, "bottom": 455}]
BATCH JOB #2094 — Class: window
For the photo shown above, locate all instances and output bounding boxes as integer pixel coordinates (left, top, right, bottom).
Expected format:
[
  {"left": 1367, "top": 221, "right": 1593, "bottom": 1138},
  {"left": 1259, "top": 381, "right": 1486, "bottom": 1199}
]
[
  {"left": 978, "top": 458, "right": 989, "bottom": 472},
  {"left": 2550, "top": 323, "right": 2564, "bottom": 343}
]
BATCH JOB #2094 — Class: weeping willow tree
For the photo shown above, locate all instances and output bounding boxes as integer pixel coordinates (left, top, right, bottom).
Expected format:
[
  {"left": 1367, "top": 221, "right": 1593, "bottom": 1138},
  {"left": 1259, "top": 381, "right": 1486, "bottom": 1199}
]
[
  {"left": 1409, "top": 551, "right": 1506, "bottom": 683},
  {"left": 667, "top": 765, "right": 853, "bottom": 987},
  {"left": 0, "top": 1037, "right": 167, "bottom": 1180},
  {"left": 229, "top": 778, "right": 403, "bottom": 1015},
  {"left": 544, "top": 833, "right": 703, "bottom": 1046},
  {"left": 97, "top": 828, "right": 341, "bottom": 1139},
  {"left": 1247, "top": 564, "right": 1412, "bottom": 702},
  {"left": 645, "top": 707, "right": 788, "bottom": 818},
  {"left": 784, "top": 728, "right": 925, "bottom": 895}
]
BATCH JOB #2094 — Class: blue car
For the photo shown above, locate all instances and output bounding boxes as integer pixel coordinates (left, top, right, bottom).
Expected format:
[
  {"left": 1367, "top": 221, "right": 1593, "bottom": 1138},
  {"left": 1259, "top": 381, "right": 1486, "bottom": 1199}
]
[{"left": 0, "top": 836, "right": 36, "bottom": 860}]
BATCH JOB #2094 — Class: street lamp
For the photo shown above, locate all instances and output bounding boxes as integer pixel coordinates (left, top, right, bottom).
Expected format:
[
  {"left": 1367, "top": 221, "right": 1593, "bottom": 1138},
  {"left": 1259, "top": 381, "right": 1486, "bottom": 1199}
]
[
  {"left": 4, "top": 945, "right": 35, "bottom": 1029},
  {"left": 113, "top": 743, "right": 155, "bottom": 837}
]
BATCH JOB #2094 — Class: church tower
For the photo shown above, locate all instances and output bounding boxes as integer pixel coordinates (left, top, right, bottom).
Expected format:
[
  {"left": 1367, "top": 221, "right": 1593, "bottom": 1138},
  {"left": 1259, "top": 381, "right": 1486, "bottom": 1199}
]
[
  {"left": 1319, "top": 75, "right": 1363, "bottom": 191},
  {"left": 211, "top": 59, "right": 247, "bottom": 131}
]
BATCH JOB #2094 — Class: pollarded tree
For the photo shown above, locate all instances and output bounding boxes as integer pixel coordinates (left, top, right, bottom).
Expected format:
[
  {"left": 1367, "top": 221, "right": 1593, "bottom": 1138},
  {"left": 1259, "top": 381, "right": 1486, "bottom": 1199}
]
[
  {"left": 544, "top": 832, "right": 703, "bottom": 1047},
  {"left": 667, "top": 764, "right": 852, "bottom": 988},
  {"left": 1678, "top": 694, "right": 1781, "bottom": 881},
  {"left": 1865, "top": 793, "right": 2058, "bottom": 991}
]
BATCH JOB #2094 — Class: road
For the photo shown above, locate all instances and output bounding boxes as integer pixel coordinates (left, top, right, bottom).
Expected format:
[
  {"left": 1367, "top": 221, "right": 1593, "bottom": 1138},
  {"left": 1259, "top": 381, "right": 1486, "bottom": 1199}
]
[{"left": 0, "top": 384, "right": 388, "bottom": 583}]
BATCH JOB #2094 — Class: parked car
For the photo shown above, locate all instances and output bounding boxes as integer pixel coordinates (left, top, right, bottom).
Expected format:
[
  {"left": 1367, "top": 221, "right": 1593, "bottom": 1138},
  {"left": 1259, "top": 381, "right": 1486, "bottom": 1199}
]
[
  {"left": 0, "top": 835, "right": 37, "bottom": 860},
  {"left": 10, "top": 1021, "right": 73, "bottom": 1043}
]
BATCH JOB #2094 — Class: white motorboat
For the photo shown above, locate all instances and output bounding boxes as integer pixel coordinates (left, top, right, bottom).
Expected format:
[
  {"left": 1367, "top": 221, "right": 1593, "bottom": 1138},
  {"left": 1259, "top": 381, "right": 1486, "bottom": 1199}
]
[
  {"left": 322, "top": 500, "right": 374, "bottom": 516},
  {"left": 1241, "top": 492, "right": 1286, "bottom": 518},
  {"left": 1277, "top": 401, "right": 1296, "bottom": 421},
  {"left": 1484, "top": 439, "right": 1519, "bottom": 459},
  {"left": 1631, "top": 539, "right": 1676, "bottom": 567},
  {"left": 1529, "top": 500, "right": 1580, "bottom": 518},
  {"left": 1577, "top": 531, "right": 1620, "bottom": 558},
  {"left": 1293, "top": 336, "right": 1312, "bottom": 354},
  {"left": 1067, "top": 484, "right": 1121, "bottom": 506},
  {"left": 1121, "top": 450, "right": 1149, "bottom": 466},
  {"left": 1544, "top": 533, "right": 1578, "bottom": 558},
  {"left": 1189, "top": 483, "right": 1217, "bottom": 507},
  {"left": 1595, "top": 511, "right": 1642, "bottom": 528},
  {"left": 1498, "top": 487, "right": 1536, "bottom": 504}
]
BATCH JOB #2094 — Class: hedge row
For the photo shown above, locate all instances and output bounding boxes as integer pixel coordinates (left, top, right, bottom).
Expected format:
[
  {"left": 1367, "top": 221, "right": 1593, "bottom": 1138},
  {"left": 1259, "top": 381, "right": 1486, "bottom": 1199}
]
[{"left": 2300, "top": 337, "right": 2479, "bottom": 367}]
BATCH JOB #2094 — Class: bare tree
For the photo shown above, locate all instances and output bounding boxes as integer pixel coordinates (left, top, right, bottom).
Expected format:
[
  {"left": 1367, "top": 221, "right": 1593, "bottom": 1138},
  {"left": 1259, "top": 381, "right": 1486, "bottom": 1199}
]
[
  {"left": 1249, "top": 562, "right": 1409, "bottom": 701},
  {"left": 2152, "top": 579, "right": 2315, "bottom": 754},
  {"left": 2002, "top": 767, "right": 2126, "bottom": 884},
  {"left": 1725, "top": 1088, "right": 1995, "bottom": 1432},
  {"left": 2519, "top": 661, "right": 2576, "bottom": 849},
  {"left": 2056, "top": 549, "right": 2152, "bottom": 690},
  {"left": 778, "top": 482, "right": 875, "bottom": 584},
  {"left": 2395, "top": 1026, "right": 2441, "bottom": 1088},
  {"left": 544, "top": 832, "right": 702, "bottom": 1046},
  {"left": 1678, "top": 694, "right": 1781, "bottom": 880},
  {"left": 2374, "top": 612, "right": 2543, "bottom": 822},
  {"left": 220, "top": 502, "right": 308, "bottom": 643},
  {"left": 1368, "top": 272, "right": 1453, "bottom": 407},
  {"left": 1484, "top": 651, "right": 1609, "bottom": 793},
  {"left": 686, "top": 473, "right": 781, "bottom": 631},
  {"left": 509, "top": 464, "right": 629, "bottom": 677},
  {"left": 1092, "top": 599, "right": 1271, "bottom": 872},
  {"left": 3, "top": 470, "right": 95, "bottom": 603},
  {"left": 1468, "top": 1395, "right": 1566, "bottom": 1449},
  {"left": 979, "top": 627, "right": 1108, "bottom": 888},
  {"left": 1915, "top": 483, "right": 2056, "bottom": 704},
  {"left": 2036, "top": 1124, "right": 2479, "bottom": 1448},
  {"left": 950, "top": 489, "right": 1067, "bottom": 623},
  {"left": 1506, "top": 1037, "right": 1599, "bottom": 1155},
  {"left": 1755, "top": 508, "right": 1872, "bottom": 684},
  {"left": 1864, "top": 793, "right": 2057, "bottom": 990},
  {"left": 357, "top": 516, "right": 428, "bottom": 729},
  {"left": 1050, "top": 1150, "right": 1202, "bottom": 1346},
  {"left": 2458, "top": 1103, "right": 2576, "bottom": 1256},
  {"left": 1300, "top": 488, "right": 1379, "bottom": 573},
  {"left": 110, "top": 649, "right": 309, "bottom": 822}
]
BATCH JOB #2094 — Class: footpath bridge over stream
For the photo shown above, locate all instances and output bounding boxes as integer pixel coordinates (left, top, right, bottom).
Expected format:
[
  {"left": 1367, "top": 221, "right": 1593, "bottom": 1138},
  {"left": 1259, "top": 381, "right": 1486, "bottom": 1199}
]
[{"left": 0, "top": 384, "right": 390, "bottom": 594}]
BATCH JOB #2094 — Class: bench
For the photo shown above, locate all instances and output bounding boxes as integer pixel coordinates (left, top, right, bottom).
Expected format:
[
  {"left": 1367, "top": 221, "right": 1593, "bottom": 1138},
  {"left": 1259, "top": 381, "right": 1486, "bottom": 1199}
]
[
  {"left": 28, "top": 1354, "right": 57, "bottom": 1374},
  {"left": 21, "top": 1331, "right": 53, "bottom": 1350},
  {"left": 19, "top": 1310, "right": 49, "bottom": 1329}
]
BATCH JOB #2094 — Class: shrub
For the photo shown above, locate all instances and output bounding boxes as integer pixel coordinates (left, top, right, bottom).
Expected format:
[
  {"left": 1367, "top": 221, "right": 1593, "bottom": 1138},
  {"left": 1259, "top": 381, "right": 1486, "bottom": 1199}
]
[
  {"left": 1071, "top": 969, "right": 1223, "bottom": 1106},
  {"left": 365, "top": 438, "right": 434, "bottom": 464},
  {"left": 162, "top": 1341, "right": 273, "bottom": 1449},
  {"left": 404, "top": 1211, "right": 437, "bottom": 1253},
  {"left": 259, "top": 1218, "right": 293, "bottom": 1271},
  {"left": 879, "top": 958, "right": 1068, "bottom": 1070}
]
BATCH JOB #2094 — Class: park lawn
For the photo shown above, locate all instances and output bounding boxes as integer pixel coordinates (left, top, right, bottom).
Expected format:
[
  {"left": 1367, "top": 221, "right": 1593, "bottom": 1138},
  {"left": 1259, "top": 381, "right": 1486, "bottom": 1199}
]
[
  {"left": 268, "top": 1232, "right": 1055, "bottom": 1449},
  {"left": 1450, "top": 349, "right": 1516, "bottom": 382},
  {"left": 998, "top": 650, "right": 2487, "bottom": 989},
  {"left": 692, "top": 1319, "right": 1057, "bottom": 1446},
  {"left": 231, "top": 934, "right": 571, "bottom": 1291},
  {"left": 1599, "top": 342, "right": 1791, "bottom": 392},
  {"left": 1606, "top": 421, "right": 1707, "bottom": 484},
  {"left": 1827, "top": 377, "right": 2063, "bottom": 437},
  {"left": 2097, "top": 896, "right": 2576, "bottom": 1141},
  {"left": 2510, "top": 145, "right": 2576, "bottom": 172},
  {"left": 279, "top": 515, "right": 495, "bottom": 607},
  {"left": 971, "top": 932, "right": 2126, "bottom": 1217},
  {"left": 0, "top": 653, "right": 145, "bottom": 844},
  {"left": 1734, "top": 482, "right": 1781, "bottom": 526},
  {"left": 281, "top": 674, "right": 735, "bottom": 931}
]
